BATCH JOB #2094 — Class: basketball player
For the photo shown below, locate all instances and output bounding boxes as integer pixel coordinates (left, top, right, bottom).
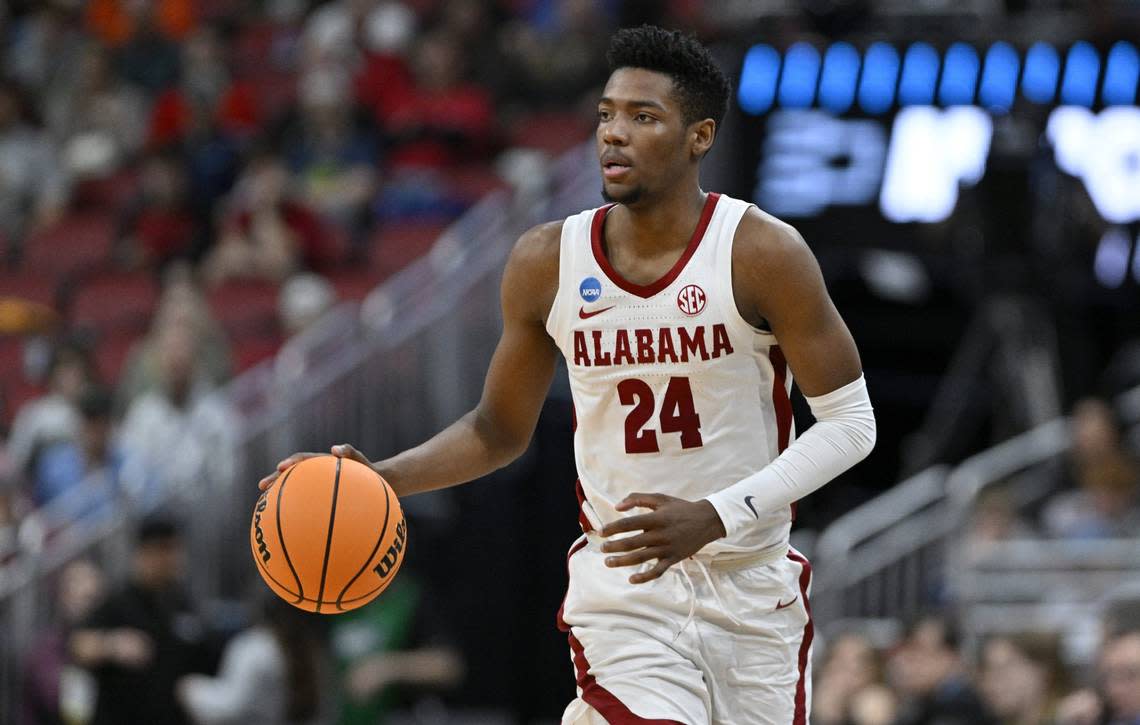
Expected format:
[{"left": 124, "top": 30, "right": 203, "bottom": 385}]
[{"left": 261, "top": 26, "right": 875, "bottom": 724}]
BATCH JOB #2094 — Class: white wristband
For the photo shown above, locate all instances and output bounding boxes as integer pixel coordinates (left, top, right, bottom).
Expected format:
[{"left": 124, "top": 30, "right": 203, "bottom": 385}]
[{"left": 704, "top": 374, "right": 876, "bottom": 538}]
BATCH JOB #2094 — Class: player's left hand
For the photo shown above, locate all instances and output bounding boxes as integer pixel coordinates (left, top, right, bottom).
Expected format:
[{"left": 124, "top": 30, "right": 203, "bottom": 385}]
[{"left": 600, "top": 493, "right": 727, "bottom": 584}]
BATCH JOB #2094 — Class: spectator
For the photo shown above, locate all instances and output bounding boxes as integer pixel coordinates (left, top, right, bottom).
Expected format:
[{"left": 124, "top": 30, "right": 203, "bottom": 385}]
[
  {"left": 1057, "top": 628, "right": 1140, "bottom": 725},
  {"left": 116, "top": 264, "right": 231, "bottom": 411},
  {"left": 148, "top": 26, "right": 261, "bottom": 149},
  {"left": 87, "top": 0, "right": 195, "bottom": 47},
  {"left": 44, "top": 41, "right": 146, "bottom": 180},
  {"left": 330, "top": 576, "right": 463, "bottom": 724},
  {"left": 889, "top": 616, "right": 997, "bottom": 725},
  {"left": 116, "top": 151, "right": 201, "bottom": 271},
  {"left": 301, "top": 0, "right": 415, "bottom": 68},
  {"left": 6, "top": 340, "right": 95, "bottom": 480},
  {"left": 118, "top": 320, "right": 236, "bottom": 497},
  {"left": 1043, "top": 398, "right": 1140, "bottom": 539},
  {"left": 70, "top": 516, "right": 211, "bottom": 725},
  {"left": 203, "top": 152, "right": 333, "bottom": 286},
  {"left": 22, "top": 559, "right": 106, "bottom": 725},
  {"left": 1100, "top": 629, "right": 1140, "bottom": 725},
  {"left": 0, "top": 80, "right": 70, "bottom": 245},
  {"left": 978, "top": 633, "right": 1069, "bottom": 725},
  {"left": 177, "top": 594, "right": 325, "bottom": 724},
  {"left": 814, "top": 631, "right": 897, "bottom": 725},
  {"left": 962, "top": 485, "right": 1038, "bottom": 565},
  {"left": 279, "top": 273, "right": 337, "bottom": 338},
  {"left": 32, "top": 386, "right": 125, "bottom": 526},
  {"left": 500, "top": 0, "right": 611, "bottom": 110},
  {"left": 4, "top": 2, "right": 86, "bottom": 110},
  {"left": 281, "top": 65, "right": 378, "bottom": 237},
  {"left": 384, "top": 30, "right": 496, "bottom": 169}
]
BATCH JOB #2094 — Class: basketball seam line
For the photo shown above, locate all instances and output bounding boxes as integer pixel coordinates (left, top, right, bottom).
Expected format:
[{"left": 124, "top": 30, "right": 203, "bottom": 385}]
[
  {"left": 334, "top": 469, "right": 392, "bottom": 610},
  {"left": 275, "top": 466, "right": 304, "bottom": 603},
  {"left": 314, "top": 457, "right": 343, "bottom": 613},
  {"left": 253, "top": 550, "right": 389, "bottom": 605}
]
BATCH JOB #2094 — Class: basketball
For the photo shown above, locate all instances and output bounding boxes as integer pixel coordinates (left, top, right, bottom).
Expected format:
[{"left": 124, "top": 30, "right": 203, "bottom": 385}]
[{"left": 250, "top": 455, "right": 406, "bottom": 613}]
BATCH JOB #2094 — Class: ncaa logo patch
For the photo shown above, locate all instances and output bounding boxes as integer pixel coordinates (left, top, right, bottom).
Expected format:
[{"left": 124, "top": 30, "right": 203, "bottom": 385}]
[
  {"left": 677, "top": 284, "right": 706, "bottom": 316},
  {"left": 579, "top": 277, "right": 602, "bottom": 302}
]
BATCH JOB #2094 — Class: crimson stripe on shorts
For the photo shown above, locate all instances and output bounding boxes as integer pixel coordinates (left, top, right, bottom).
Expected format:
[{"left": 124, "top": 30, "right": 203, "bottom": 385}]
[
  {"left": 575, "top": 479, "right": 594, "bottom": 533},
  {"left": 555, "top": 537, "right": 588, "bottom": 631},
  {"left": 567, "top": 632, "right": 685, "bottom": 725},
  {"left": 769, "top": 345, "right": 797, "bottom": 519},
  {"left": 787, "top": 550, "right": 814, "bottom": 725}
]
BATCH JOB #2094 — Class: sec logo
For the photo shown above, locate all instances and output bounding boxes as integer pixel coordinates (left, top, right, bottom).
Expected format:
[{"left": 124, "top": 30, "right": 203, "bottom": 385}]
[
  {"left": 579, "top": 277, "right": 602, "bottom": 302},
  {"left": 677, "top": 284, "right": 706, "bottom": 316}
]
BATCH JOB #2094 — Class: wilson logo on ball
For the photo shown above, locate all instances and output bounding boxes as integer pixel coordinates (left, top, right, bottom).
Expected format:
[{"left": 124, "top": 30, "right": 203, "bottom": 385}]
[
  {"left": 677, "top": 284, "right": 706, "bottom": 316},
  {"left": 253, "top": 494, "right": 271, "bottom": 563},
  {"left": 373, "top": 518, "right": 407, "bottom": 579}
]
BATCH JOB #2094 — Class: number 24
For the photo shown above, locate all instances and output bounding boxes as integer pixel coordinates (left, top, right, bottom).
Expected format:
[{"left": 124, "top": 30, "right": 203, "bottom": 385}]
[{"left": 618, "top": 377, "right": 703, "bottom": 454}]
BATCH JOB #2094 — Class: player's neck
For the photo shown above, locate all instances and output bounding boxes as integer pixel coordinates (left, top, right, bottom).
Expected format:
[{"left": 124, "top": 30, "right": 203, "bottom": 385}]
[{"left": 612, "top": 186, "right": 708, "bottom": 256}]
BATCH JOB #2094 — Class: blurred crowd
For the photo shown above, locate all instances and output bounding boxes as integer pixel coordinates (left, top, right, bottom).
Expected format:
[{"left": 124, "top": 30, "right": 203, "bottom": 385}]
[
  {"left": 0, "top": 0, "right": 709, "bottom": 570},
  {"left": 23, "top": 515, "right": 464, "bottom": 725},
  {"left": 813, "top": 612, "right": 1140, "bottom": 725}
]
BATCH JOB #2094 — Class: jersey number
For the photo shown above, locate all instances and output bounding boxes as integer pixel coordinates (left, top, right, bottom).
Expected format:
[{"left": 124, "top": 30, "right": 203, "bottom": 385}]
[{"left": 617, "top": 377, "right": 704, "bottom": 454}]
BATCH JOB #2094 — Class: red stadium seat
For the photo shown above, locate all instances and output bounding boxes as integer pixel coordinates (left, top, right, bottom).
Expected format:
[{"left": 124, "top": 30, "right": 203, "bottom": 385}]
[
  {"left": 328, "top": 269, "right": 385, "bottom": 302},
  {"left": 0, "top": 337, "right": 25, "bottom": 381},
  {"left": 507, "top": 111, "right": 594, "bottom": 156},
  {"left": 70, "top": 271, "right": 159, "bottom": 336},
  {"left": 368, "top": 221, "right": 448, "bottom": 279},
  {"left": 73, "top": 169, "right": 140, "bottom": 213},
  {"left": 0, "top": 272, "right": 60, "bottom": 309},
  {"left": 2, "top": 378, "right": 44, "bottom": 433},
  {"left": 207, "top": 280, "right": 281, "bottom": 339},
  {"left": 232, "top": 334, "right": 283, "bottom": 372},
  {"left": 443, "top": 164, "right": 509, "bottom": 205},
  {"left": 23, "top": 213, "right": 116, "bottom": 279}
]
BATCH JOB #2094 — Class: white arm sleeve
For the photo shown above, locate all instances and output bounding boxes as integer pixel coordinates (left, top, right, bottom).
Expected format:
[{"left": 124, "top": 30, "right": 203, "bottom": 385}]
[{"left": 704, "top": 375, "right": 876, "bottom": 538}]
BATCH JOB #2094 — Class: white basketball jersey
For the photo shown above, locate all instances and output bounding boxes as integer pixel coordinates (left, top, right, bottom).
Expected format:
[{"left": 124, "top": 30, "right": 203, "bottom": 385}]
[{"left": 545, "top": 193, "right": 795, "bottom": 559}]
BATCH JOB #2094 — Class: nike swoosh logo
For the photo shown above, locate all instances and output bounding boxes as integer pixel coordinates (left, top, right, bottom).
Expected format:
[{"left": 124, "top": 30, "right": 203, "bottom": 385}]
[
  {"left": 578, "top": 306, "right": 615, "bottom": 320},
  {"left": 744, "top": 496, "right": 759, "bottom": 519},
  {"left": 775, "top": 596, "right": 798, "bottom": 610}
]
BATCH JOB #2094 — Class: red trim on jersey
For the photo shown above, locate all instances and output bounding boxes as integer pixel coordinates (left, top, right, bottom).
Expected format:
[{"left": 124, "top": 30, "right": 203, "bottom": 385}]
[
  {"left": 787, "top": 550, "right": 815, "bottom": 725},
  {"left": 769, "top": 345, "right": 797, "bottom": 519},
  {"left": 590, "top": 193, "right": 720, "bottom": 299}
]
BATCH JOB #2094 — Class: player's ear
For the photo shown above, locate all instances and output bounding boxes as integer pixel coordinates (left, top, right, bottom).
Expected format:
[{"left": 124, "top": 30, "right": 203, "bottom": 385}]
[{"left": 690, "top": 119, "right": 715, "bottom": 160}]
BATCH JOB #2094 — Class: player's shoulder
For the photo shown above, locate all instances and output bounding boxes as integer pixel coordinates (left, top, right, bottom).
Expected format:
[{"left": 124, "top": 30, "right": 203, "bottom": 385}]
[
  {"left": 733, "top": 205, "right": 811, "bottom": 266},
  {"left": 506, "top": 220, "right": 563, "bottom": 277}
]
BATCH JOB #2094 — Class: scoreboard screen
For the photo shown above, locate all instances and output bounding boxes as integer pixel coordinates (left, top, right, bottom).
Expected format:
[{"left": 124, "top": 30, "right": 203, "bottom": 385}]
[{"left": 727, "top": 39, "right": 1140, "bottom": 286}]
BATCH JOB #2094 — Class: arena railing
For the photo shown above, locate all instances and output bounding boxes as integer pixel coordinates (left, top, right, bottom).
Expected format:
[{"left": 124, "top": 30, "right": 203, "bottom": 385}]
[
  {"left": 0, "top": 142, "right": 601, "bottom": 722},
  {"left": 813, "top": 387, "right": 1140, "bottom": 651}
]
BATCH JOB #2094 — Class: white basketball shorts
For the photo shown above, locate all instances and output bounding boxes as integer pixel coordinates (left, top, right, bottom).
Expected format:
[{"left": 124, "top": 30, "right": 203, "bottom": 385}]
[{"left": 557, "top": 534, "right": 814, "bottom": 725}]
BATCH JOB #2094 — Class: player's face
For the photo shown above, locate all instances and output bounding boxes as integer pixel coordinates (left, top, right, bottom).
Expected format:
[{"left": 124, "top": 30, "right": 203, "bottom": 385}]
[{"left": 596, "top": 68, "right": 691, "bottom": 206}]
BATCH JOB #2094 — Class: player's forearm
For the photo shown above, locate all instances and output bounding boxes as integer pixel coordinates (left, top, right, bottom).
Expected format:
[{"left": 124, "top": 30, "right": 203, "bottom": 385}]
[
  {"left": 705, "top": 375, "right": 876, "bottom": 537},
  {"left": 374, "top": 408, "right": 528, "bottom": 497}
]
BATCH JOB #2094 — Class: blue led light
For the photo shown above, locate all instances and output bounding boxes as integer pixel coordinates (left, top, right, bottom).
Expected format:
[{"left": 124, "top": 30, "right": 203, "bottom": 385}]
[
  {"left": 1023, "top": 42, "right": 1060, "bottom": 104},
  {"left": 819, "top": 42, "right": 860, "bottom": 113},
  {"left": 939, "top": 43, "right": 980, "bottom": 106},
  {"left": 859, "top": 42, "right": 899, "bottom": 114},
  {"left": 778, "top": 42, "right": 821, "bottom": 108},
  {"left": 1061, "top": 41, "right": 1100, "bottom": 107},
  {"left": 978, "top": 42, "right": 1020, "bottom": 112},
  {"left": 738, "top": 44, "right": 781, "bottom": 114},
  {"left": 1102, "top": 41, "right": 1139, "bottom": 106},
  {"left": 899, "top": 42, "right": 939, "bottom": 106}
]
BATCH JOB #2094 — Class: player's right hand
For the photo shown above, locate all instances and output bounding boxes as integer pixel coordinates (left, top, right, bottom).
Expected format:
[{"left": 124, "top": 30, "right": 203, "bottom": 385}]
[{"left": 257, "top": 444, "right": 374, "bottom": 491}]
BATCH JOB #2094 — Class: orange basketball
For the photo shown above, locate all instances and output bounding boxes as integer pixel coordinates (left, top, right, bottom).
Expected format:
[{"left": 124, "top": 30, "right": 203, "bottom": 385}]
[{"left": 250, "top": 455, "right": 406, "bottom": 613}]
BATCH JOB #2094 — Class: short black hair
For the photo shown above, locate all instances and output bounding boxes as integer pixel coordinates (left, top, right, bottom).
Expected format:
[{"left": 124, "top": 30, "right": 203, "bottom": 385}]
[
  {"left": 78, "top": 385, "right": 113, "bottom": 420},
  {"left": 606, "top": 25, "right": 731, "bottom": 129},
  {"left": 136, "top": 515, "right": 181, "bottom": 546}
]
